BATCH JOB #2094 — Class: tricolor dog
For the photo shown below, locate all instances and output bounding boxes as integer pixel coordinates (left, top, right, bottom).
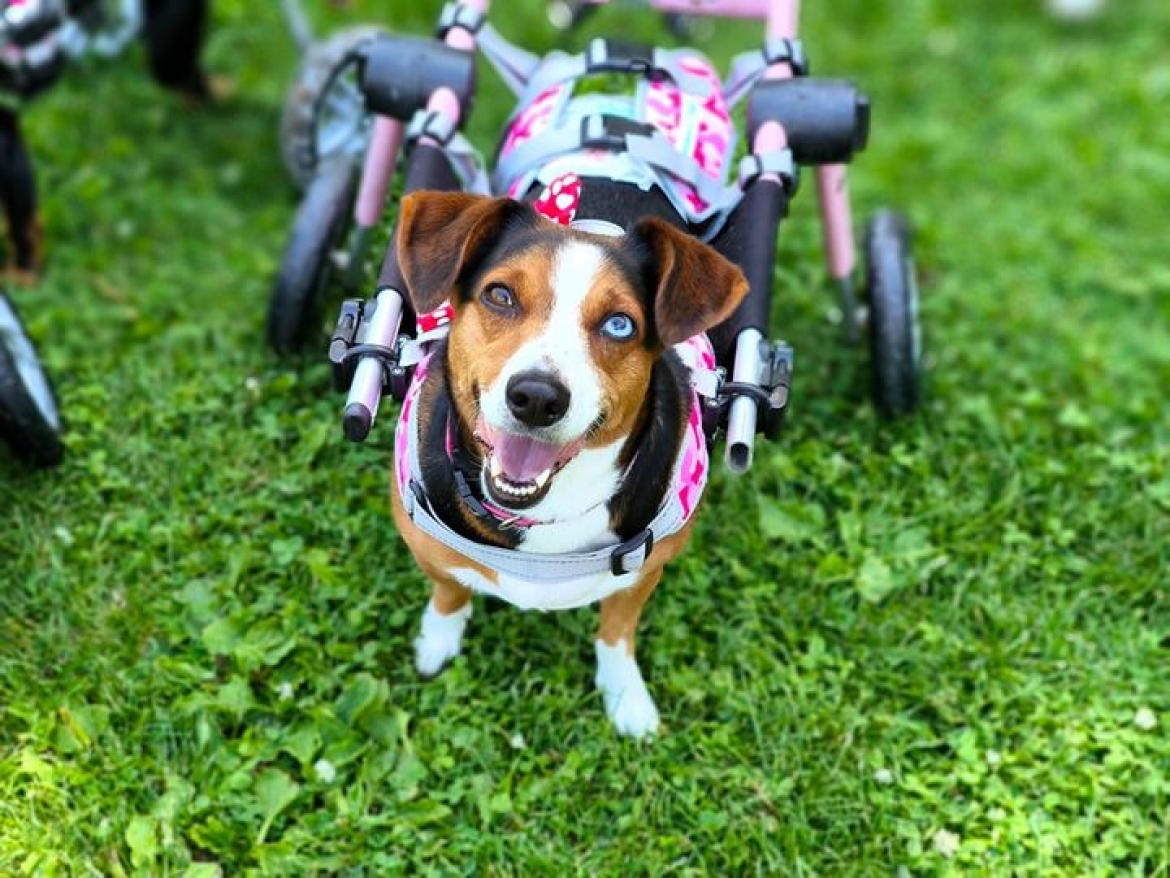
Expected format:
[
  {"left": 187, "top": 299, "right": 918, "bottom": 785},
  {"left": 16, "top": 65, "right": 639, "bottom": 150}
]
[{"left": 389, "top": 48, "right": 749, "bottom": 737}]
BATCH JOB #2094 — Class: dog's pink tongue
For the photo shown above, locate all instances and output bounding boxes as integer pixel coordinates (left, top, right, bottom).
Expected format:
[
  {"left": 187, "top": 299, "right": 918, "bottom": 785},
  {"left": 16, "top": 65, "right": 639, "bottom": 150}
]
[{"left": 493, "top": 432, "right": 563, "bottom": 482}]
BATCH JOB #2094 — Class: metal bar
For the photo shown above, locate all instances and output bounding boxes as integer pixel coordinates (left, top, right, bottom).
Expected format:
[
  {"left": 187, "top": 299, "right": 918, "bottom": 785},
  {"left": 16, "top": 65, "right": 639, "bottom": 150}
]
[
  {"left": 343, "top": 288, "right": 405, "bottom": 441},
  {"left": 278, "top": 0, "right": 312, "bottom": 52},
  {"left": 354, "top": 117, "right": 404, "bottom": 228},
  {"left": 725, "top": 328, "right": 764, "bottom": 473}
]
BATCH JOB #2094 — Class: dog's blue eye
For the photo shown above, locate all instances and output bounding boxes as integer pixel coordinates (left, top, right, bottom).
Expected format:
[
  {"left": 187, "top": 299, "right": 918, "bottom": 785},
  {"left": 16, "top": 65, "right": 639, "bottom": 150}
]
[
  {"left": 601, "top": 313, "right": 636, "bottom": 340},
  {"left": 481, "top": 284, "right": 516, "bottom": 312}
]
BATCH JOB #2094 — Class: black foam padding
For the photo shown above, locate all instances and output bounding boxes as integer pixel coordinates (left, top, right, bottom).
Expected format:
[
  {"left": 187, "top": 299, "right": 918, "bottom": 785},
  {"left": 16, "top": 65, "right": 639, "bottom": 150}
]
[
  {"left": 747, "top": 78, "right": 870, "bottom": 165},
  {"left": 708, "top": 179, "right": 789, "bottom": 366},
  {"left": 361, "top": 35, "right": 475, "bottom": 120}
]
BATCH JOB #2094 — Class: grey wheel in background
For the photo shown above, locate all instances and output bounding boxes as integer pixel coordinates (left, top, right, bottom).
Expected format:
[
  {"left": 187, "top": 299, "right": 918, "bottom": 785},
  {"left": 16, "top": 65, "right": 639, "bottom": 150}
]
[
  {"left": 279, "top": 25, "right": 384, "bottom": 190},
  {"left": 0, "top": 291, "right": 63, "bottom": 466},
  {"left": 864, "top": 210, "right": 923, "bottom": 418},
  {"left": 267, "top": 157, "right": 358, "bottom": 354}
]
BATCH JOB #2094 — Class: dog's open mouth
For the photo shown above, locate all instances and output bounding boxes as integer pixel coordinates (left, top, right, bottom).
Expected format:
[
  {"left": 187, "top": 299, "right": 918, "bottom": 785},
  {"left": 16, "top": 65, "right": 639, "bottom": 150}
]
[{"left": 475, "top": 421, "right": 583, "bottom": 511}]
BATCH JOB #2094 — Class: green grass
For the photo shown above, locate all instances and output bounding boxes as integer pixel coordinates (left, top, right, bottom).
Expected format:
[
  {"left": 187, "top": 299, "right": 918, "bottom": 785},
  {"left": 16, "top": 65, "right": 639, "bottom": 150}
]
[{"left": 1, "top": 0, "right": 1167, "bottom": 873}]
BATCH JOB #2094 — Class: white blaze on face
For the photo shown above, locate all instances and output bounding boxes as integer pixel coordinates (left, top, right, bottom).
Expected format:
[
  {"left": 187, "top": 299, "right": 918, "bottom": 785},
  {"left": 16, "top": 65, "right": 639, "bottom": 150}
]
[{"left": 480, "top": 239, "right": 607, "bottom": 445}]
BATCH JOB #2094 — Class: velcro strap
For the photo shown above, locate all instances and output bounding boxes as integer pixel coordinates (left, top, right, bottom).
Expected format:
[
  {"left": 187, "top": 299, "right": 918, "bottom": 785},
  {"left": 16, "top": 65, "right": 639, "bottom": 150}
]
[
  {"left": 405, "top": 110, "right": 458, "bottom": 147},
  {"left": 762, "top": 38, "right": 809, "bottom": 76},
  {"left": 738, "top": 149, "right": 799, "bottom": 195},
  {"left": 435, "top": 2, "right": 486, "bottom": 39}
]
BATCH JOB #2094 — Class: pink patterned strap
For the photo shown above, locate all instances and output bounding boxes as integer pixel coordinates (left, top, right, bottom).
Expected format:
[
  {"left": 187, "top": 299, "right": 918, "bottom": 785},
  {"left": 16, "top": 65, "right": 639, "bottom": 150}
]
[
  {"left": 532, "top": 173, "right": 582, "bottom": 225},
  {"left": 672, "top": 334, "right": 714, "bottom": 521},
  {"left": 417, "top": 302, "right": 455, "bottom": 335}
]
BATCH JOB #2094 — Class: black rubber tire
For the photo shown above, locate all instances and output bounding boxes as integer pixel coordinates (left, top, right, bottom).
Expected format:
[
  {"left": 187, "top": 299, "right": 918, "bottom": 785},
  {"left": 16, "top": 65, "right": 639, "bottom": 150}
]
[
  {"left": 279, "top": 26, "right": 383, "bottom": 191},
  {"left": 0, "top": 291, "right": 63, "bottom": 466},
  {"left": 267, "top": 157, "right": 358, "bottom": 355},
  {"left": 864, "top": 209, "right": 922, "bottom": 417}
]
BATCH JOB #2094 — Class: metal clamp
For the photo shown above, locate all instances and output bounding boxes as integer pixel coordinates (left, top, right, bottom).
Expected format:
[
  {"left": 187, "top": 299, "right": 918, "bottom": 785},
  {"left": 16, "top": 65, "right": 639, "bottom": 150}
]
[
  {"left": 722, "top": 333, "right": 794, "bottom": 473},
  {"left": 332, "top": 289, "right": 408, "bottom": 441},
  {"left": 435, "top": 2, "right": 486, "bottom": 40}
]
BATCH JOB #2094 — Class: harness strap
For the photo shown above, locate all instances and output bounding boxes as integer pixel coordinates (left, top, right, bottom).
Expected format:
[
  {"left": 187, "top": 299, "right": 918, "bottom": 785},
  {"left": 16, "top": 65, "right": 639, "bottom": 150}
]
[
  {"left": 492, "top": 113, "right": 742, "bottom": 224},
  {"left": 723, "top": 38, "right": 809, "bottom": 108},
  {"left": 521, "top": 39, "right": 717, "bottom": 106},
  {"left": 403, "top": 480, "right": 670, "bottom": 580}
]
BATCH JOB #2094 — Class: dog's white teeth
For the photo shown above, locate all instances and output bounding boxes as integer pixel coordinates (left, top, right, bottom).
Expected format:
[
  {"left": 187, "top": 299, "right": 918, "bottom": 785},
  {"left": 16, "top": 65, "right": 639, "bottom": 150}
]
[
  {"left": 486, "top": 456, "right": 554, "bottom": 499},
  {"left": 490, "top": 472, "right": 543, "bottom": 498}
]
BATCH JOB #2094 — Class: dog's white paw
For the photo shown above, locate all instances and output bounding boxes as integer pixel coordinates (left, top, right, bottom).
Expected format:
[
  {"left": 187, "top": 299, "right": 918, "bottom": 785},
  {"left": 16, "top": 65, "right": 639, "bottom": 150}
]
[
  {"left": 414, "top": 600, "right": 472, "bottom": 678},
  {"left": 1047, "top": 0, "right": 1105, "bottom": 19},
  {"left": 595, "top": 639, "right": 660, "bottom": 739}
]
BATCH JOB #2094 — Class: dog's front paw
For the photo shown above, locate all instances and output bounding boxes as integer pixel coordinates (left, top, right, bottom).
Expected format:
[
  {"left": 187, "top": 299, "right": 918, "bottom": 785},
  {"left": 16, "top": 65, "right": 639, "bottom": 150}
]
[
  {"left": 414, "top": 600, "right": 472, "bottom": 678},
  {"left": 595, "top": 639, "right": 660, "bottom": 739}
]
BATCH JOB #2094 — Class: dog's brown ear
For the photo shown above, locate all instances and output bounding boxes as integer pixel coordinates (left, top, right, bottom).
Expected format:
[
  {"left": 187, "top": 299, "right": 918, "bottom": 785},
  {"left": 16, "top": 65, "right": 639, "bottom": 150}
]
[
  {"left": 631, "top": 217, "right": 749, "bottom": 347},
  {"left": 396, "top": 192, "right": 529, "bottom": 313}
]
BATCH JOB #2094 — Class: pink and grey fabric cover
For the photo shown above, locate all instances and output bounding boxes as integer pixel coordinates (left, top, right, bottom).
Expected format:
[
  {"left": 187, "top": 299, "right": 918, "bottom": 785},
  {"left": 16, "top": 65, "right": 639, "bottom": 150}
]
[{"left": 493, "top": 47, "right": 737, "bottom": 227}]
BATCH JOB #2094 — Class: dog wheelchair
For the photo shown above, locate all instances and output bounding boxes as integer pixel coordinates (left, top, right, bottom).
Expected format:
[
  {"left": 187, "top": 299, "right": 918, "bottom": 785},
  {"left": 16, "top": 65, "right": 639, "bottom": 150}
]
[
  {"left": 0, "top": 290, "right": 62, "bottom": 465},
  {"left": 0, "top": 0, "right": 208, "bottom": 274},
  {"left": 272, "top": 0, "right": 922, "bottom": 473}
]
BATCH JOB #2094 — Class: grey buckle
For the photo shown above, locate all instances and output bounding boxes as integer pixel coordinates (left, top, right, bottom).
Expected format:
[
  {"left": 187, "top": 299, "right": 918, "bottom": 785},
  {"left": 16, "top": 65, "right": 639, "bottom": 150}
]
[
  {"left": 738, "top": 149, "right": 799, "bottom": 195},
  {"left": 580, "top": 114, "right": 655, "bottom": 151},
  {"left": 610, "top": 529, "right": 654, "bottom": 576},
  {"left": 405, "top": 110, "right": 458, "bottom": 147},
  {"left": 585, "top": 38, "right": 654, "bottom": 77},
  {"left": 435, "top": 2, "right": 485, "bottom": 39},
  {"left": 762, "top": 38, "right": 808, "bottom": 76}
]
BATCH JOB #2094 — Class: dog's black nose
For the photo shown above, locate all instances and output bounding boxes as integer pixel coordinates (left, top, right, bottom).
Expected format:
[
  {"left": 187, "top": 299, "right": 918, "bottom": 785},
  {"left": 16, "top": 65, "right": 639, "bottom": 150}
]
[{"left": 506, "top": 372, "right": 571, "bottom": 428}]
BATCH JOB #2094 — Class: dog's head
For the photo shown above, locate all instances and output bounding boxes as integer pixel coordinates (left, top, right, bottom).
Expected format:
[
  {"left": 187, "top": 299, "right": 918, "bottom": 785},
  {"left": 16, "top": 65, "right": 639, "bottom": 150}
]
[{"left": 397, "top": 191, "right": 748, "bottom": 512}]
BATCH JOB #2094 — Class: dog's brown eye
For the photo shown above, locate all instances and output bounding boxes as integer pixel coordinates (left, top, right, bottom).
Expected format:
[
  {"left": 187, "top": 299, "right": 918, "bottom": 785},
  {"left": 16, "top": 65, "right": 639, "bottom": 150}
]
[{"left": 481, "top": 284, "right": 517, "bottom": 313}]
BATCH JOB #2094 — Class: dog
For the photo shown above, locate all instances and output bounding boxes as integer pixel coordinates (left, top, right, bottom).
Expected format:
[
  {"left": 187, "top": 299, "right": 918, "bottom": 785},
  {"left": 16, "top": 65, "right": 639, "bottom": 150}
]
[{"left": 388, "top": 174, "right": 748, "bottom": 737}]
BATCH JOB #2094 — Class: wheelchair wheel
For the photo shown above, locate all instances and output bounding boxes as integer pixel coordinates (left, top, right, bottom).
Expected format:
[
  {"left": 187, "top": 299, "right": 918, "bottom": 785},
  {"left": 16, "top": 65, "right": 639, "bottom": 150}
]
[
  {"left": 0, "top": 291, "right": 63, "bottom": 466},
  {"left": 268, "top": 156, "right": 358, "bottom": 354},
  {"left": 864, "top": 210, "right": 922, "bottom": 417},
  {"left": 280, "top": 25, "right": 382, "bottom": 191},
  {"left": 82, "top": 0, "right": 144, "bottom": 57}
]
